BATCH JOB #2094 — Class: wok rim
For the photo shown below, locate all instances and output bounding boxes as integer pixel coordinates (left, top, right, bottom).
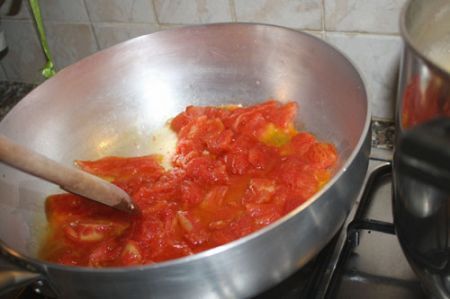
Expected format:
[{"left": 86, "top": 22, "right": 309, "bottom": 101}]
[{"left": 0, "top": 22, "right": 371, "bottom": 274}]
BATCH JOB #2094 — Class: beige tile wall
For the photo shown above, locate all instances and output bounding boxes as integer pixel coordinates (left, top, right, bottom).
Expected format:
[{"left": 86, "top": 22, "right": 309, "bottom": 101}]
[{"left": 0, "top": 0, "right": 408, "bottom": 119}]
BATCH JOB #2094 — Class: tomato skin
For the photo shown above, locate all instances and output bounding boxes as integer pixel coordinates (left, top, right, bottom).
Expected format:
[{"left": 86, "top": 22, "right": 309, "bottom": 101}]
[
  {"left": 205, "top": 129, "right": 234, "bottom": 154},
  {"left": 286, "top": 132, "right": 316, "bottom": 156},
  {"left": 230, "top": 215, "right": 255, "bottom": 238},
  {"left": 247, "top": 144, "right": 277, "bottom": 171},
  {"left": 185, "top": 156, "right": 229, "bottom": 184},
  {"left": 305, "top": 143, "right": 338, "bottom": 169},
  {"left": 88, "top": 240, "right": 122, "bottom": 267},
  {"left": 64, "top": 221, "right": 112, "bottom": 243},
  {"left": 41, "top": 100, "right": 338, "bottom": 267},
  {"left": 200, "top": 186, "right": 229, "bottom": 211},
  {"left": 45, "top": 194, "right": 89, "bottom": 223},
  {"left": 77, "top": 156, "right": 165, "bottom": 180},
  {"left": 245, "top": 203, "right": 281, "bottom": 227},
  {"left": 210, "top": 229, "right": 236, "bottom": 246},
  {"left": 171, "top": 113, "right": 189, "bottom": 133},
  {"left": 243, "top": 178, "right": 276, "bottom": 204},
  {"left": 268, "top": 101, "right": 297, "bottom": 129},
  {"left": 120, "top": 241, "right": 143, "bottom": 265},
  {"left": 224, "top": 152, "right": 250, "bottom": 175},
  {"left": 180, "top": 181, "right": 204, "bottom": 207},
  {"left": 57, "top": 251, "right": 82, "bottom": 266}
]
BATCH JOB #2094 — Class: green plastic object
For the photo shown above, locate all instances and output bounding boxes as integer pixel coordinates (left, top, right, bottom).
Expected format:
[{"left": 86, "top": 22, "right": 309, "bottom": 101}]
[{"left": 29, "top": 0, "right": 55, "bottom": 79}]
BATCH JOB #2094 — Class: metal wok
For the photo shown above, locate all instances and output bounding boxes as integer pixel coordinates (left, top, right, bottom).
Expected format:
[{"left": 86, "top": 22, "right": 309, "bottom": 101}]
[{"left": 0, "top": 23, "right": 370, "bottom": 298}]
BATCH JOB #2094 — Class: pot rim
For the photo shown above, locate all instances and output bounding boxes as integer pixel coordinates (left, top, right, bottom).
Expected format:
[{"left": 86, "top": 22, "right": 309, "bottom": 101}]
[
  {"left": 0, "top": 22, "right": 371, "bottom": 275},
  {"left": 400, "top": 0, "right": 450, "bottom": 79}
]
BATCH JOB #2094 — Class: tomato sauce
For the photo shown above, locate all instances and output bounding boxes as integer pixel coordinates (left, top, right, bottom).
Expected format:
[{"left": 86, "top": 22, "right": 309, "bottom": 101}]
[{"left": 39, "top": 100, "right": 337, "bottom": 267}]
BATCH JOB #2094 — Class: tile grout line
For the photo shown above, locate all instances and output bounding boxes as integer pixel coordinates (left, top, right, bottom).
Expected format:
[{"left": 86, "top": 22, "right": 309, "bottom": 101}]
[
  {"left": 2, "top": 19, "right": 401, "bottom": 37},
  {"left": 1, "top": 16, "right": 30, "bottom": 21},
  {"left": 229, "top": 0, "right": 237, "bottom": 22},
  {"left": 150, "top": 0, "right": 162, "bottom": 28},
  {"left": 324, "top": 30, "right": 401, "bottom": 37},
  {"left": 81, "top": 0, "right": 100, "bottom": 51},
  {"left": 321, "top": 0, "right": 326, "bottom": 35}
]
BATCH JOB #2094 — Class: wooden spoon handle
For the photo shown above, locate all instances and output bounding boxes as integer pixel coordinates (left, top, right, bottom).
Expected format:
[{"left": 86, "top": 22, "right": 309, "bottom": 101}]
[{"left": 0, "top": 135, "right": 136, "bottom": 213}]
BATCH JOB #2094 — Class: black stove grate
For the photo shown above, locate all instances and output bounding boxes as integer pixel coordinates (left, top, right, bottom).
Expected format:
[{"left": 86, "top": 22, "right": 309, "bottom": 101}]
[{"left": 324, "top": 164, "right": 395, "bottom": 298}]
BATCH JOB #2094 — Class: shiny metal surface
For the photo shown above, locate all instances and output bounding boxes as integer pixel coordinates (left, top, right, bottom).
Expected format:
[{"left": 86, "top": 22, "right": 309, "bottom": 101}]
[
  {"left": 396, "top": 0, "right": 450, "bottom": 134},
  {"left": 0, "top": 24, "right": 369, "bottom": 298},
  {"left": 0, "top": 270, "right": 41, "bottom": 297},
  {"left": 336, "top": 161, "right": 425, "bottom": 299},
  {"left": 394, "top": 173, "right": 450, "bottom": 299},
  {"left": 395, "top": 1, "right": 450, "bottom": 298}
]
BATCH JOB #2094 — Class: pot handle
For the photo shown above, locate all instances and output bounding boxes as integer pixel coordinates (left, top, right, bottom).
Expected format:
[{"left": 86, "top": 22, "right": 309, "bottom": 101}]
[
  {"left": 0, "top": 268, "right": 42, "bottom": 296},
  {"left": 0, "top": 248, "right": 45, "bottom": 296},
  {"left": 395, "top": 117, "right": 450, "bottom": 191}
]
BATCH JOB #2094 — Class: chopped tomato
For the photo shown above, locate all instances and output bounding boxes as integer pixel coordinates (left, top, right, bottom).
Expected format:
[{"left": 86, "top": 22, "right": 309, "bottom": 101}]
[
  {"left": 247, "top": 144, "right": 278, "bottom": 171},
  {"left": 120, "top": 241, "right": 142, "bottom": 265},
  {"left": 77, "top": 155, "right": 165, "bottom": 181},
  {"left": 88, "top": 240, "right": 122, "bottom": 267},
  {"left": 200, "top": 186, "right": 229, "bottom": 211},
  {"left": 180, "top": 181, "right": 204, "bottom": 207},
  {"left": 185, "top": 156, "right": 229, "bottom": 184},
  {"left": 223, "top": 152, "right": 250, "bottom": 175},
  {"left": 243, "top": 178, "right": 276, "bottom": 204},
  {"left": 282, "top": 132, "right": 316, "bottom": 156},
  {"left": 170, "top": 113, "right": 189, "bottom": 133},
  {"left": 64, "top": 220, "right": 127, "bottom": 243},
  {"left": 305, "top": 143, "right": 338, "bottom": 169},
  {"left": 40, "top": 100, "right": 338, "bottom": 267},
  {"left": 268, "top": 101, "right": 297, "bottom": 129}
]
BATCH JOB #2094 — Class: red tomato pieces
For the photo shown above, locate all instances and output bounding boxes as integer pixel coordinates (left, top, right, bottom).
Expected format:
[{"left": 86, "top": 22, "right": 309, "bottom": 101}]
[{"left": 40, "top": 100, "right": 338, "bottom": 267}]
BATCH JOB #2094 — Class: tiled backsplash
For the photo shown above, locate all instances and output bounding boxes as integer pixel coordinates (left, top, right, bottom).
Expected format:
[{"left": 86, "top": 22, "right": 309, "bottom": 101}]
[{"left": 0, "top": 0, "right": 408, "bottom": 120}]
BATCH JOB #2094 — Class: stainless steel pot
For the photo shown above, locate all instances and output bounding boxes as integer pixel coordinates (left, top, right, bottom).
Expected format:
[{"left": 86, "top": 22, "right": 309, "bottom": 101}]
[
  {"left": 0, "top": 24, "right": 370, "bottom": 298},
  {"left": 396, "top": 0, "right": 450, "bottom": 133},
  {"left": 394, "top": 0, "right": 450, "bottom": 298}
]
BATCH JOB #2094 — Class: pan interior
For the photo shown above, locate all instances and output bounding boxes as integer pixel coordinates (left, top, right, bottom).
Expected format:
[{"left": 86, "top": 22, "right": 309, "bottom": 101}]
[{"left": 0, "top": 24, "right": 367, "bottom": 258}]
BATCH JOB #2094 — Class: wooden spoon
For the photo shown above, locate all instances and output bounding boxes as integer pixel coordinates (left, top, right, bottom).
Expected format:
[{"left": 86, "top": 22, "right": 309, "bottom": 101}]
[{"left": 0, "top": 135, "right": 137, "bottom": 213}]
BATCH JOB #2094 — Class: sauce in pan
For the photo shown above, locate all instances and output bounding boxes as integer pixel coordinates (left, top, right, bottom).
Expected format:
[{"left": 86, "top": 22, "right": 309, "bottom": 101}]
[{"left": 39, "top": 100, "right": 337, "bottom": 267}]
